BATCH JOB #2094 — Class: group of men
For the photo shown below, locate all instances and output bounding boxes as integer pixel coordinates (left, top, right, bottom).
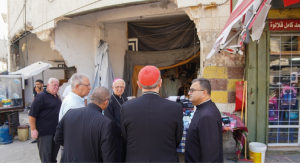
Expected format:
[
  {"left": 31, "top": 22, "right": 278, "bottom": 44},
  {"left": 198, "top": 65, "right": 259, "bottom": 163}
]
[{"left": 29, "top": 65, "right": 223, "bottom": 163}]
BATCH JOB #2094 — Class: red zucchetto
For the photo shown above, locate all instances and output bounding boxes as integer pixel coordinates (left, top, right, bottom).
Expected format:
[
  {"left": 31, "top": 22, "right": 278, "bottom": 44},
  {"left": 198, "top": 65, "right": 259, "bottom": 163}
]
[{"left": 138, "top": 66, "right": 160, "bottom": 86}]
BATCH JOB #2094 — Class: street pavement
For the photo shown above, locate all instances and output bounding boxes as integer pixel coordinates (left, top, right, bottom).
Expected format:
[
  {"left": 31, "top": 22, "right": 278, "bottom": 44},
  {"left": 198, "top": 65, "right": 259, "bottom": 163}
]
[
  {"left": 1, "top": 137, "right": 299, "bottom": 163},
  {"left": 0, "top": 137, "right": 61, "bottom": 163}
]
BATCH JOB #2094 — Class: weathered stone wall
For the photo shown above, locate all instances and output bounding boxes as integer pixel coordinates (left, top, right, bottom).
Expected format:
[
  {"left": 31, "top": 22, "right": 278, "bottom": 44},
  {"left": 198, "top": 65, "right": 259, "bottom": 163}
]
[
  {"left": 7, "top": 0, "right": 156, "bottom": 39},
  {"left": 173, "top": 0, "right": 245, "bottom": 153},
  {"left": 173, "top": 0, "right": 245, "bottom": 112}
]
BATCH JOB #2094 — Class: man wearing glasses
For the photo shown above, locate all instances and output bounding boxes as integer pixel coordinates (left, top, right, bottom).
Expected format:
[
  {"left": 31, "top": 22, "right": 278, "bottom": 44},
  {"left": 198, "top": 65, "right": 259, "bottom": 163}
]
[
  {"left": 104, "top": 78, "right": 127, "bottom": 163},
  {"left": 59, "top": 73, "right": 91, "bottom": 121},
  {"left": 185, "top": 78, "right": 223, "bottom": 163},
  {"left": 54, "top": 86, "right": 116, "bottom": 162}
]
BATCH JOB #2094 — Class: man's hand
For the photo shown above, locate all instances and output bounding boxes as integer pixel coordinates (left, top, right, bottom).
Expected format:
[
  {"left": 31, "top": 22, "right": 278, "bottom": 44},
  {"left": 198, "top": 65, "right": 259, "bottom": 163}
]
[{"left": 31, "top": 129, "right": 38, "bottom": 139}]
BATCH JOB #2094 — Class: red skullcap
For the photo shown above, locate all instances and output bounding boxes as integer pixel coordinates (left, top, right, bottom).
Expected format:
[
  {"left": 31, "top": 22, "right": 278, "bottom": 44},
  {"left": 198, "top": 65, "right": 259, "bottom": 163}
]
[{"left": 138, "top": 66, "right": 160, "bottom": 86}]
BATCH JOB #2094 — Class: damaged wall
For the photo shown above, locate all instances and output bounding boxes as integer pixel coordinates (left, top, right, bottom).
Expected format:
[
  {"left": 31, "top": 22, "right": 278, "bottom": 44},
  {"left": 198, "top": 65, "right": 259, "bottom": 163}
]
[
  {"left": 54, "top": 20, "right": 95, "bottom": 83},
  {"left": 173, "top": 0, "right": 245, "bottom": 153},
  {"left": 19, "top": 33, "right": 64, "bottom": 103},
  {"left": 104, "top": 22, "right": 128, "bottom": 78},
  {"left": 173, "top": 0, "right": 245, "bottom": 114}
]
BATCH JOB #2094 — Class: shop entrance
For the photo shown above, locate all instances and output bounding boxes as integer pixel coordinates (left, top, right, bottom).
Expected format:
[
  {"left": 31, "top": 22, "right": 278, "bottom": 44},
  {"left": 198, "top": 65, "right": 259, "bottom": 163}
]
[
  {"left": 268, "top": 34, "right": 300, "bottom": 145},
  {"left": 123, "top": 15, "right": 200, "bottom": 98}
]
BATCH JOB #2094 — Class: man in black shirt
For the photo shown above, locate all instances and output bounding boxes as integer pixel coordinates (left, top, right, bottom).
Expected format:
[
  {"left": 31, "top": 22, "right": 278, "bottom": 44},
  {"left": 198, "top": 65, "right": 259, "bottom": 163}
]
[
  {"left": 31, "top": 79, "right": 44, "bottom": 144},
  {"left": 29, "top": 78, "right": 62, "bottom": 163}
]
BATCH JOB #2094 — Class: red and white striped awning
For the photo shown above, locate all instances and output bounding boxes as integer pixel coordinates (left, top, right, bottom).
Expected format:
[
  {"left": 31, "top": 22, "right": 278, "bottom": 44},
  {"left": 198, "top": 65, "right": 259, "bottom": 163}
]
[{"left": 207, "top": 0, "right": 272, "bottom": 59}]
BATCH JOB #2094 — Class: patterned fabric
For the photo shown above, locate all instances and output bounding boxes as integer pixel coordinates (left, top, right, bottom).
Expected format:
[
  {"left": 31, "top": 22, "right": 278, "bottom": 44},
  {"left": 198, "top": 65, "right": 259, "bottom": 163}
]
[
  {"left": 177, "top": 128, "right": 188, "bottom": 153},
  {"left": 177, "top": 112, "right": 248, "bottom": 155},
  {"left": 222, "top": 112, "right": 248, "bottom": 155}
]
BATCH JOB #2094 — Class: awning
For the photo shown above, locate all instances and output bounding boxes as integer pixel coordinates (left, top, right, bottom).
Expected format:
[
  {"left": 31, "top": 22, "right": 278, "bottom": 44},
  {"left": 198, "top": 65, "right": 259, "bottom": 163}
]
[
  {"left": 283, "top": 0, "right": 300, "bottom": 7},
  {"left": 207, "top": 0, "right": 272, "bottom": 59},
  {"left": 9, "top": 61, "right": 53, "bottom": 79}
]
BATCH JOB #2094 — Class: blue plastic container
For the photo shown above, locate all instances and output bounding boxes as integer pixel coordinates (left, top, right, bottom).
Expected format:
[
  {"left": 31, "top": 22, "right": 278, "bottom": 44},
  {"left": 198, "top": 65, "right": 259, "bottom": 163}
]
[{"left": 0, "top": 124, "right": 13, "bottom": 144}]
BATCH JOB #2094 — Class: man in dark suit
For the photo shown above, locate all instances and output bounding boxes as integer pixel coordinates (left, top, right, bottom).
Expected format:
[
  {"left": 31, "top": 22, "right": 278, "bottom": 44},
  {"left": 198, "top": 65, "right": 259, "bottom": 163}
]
[
  {"left": 120, "top": 65, "right": 183, "bottom": 163},
  {"left": 185, "top": 78, "right": 223, "bottom": 163},
  {"left": 54, "top": 86, "right": 116, "bottom": 163}
]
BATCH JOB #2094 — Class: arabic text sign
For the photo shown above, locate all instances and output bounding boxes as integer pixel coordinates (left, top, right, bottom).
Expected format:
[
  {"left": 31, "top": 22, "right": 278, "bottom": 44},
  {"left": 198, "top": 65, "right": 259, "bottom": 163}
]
[{"left": 269, "top": 19, "right": 300, "bottom": 31}]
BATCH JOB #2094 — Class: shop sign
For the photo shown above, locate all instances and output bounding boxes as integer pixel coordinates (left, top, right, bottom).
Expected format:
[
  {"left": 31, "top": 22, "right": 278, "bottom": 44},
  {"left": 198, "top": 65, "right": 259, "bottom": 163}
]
[{"left": 269, "top": 19, "right": 300, "bottom": 31}]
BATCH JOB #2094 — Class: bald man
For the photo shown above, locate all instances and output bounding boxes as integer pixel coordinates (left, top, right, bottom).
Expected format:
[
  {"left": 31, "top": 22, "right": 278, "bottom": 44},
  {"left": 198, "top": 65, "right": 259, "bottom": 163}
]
[{"left": 104, "top": 78, "right": 128, "bottom": 163}]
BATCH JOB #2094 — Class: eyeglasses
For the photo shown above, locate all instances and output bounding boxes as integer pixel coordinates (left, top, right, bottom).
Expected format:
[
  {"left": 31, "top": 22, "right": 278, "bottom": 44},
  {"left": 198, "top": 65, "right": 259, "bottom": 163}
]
[
  {"left": 188, "top": 88, "right": 205, "bottom": 93},
  {"left": 114, "top": 86, "right": 125, "bottom": 89},
  {"left": 80, "top": 84, "right": 91, "bottom": 87}
]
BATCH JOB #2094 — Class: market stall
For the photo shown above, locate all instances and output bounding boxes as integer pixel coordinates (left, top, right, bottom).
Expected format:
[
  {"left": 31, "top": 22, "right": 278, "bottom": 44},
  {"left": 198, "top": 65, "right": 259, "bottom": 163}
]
[{"left": 0, "top": 61, "right": 52, "bottom": 143}]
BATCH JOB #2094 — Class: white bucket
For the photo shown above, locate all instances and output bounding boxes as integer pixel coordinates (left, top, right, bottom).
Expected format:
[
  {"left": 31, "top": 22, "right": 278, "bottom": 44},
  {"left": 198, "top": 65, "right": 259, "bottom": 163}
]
[{"left": 249, "top": 142, "right": 267, "bottom": 163}]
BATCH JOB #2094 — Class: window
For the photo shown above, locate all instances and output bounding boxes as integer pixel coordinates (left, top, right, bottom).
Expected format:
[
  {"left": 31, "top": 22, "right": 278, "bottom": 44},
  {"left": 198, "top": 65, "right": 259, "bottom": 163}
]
[{"left": 269, "top": 34, "right": 300, "bottom": 145}]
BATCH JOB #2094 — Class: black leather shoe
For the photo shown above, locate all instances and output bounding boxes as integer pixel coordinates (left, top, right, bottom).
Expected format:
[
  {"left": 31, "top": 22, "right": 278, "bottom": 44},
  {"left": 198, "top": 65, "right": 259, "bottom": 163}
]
[{"left": 31, "top": 139, "right": 37, "bottom": 143}]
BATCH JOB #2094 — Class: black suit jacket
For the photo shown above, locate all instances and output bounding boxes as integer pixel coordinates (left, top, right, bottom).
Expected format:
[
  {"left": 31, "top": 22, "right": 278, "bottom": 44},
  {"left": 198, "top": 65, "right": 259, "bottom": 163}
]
[
  {"left": 120, "top": 93, "right": 183, "bottom": 163},
  {"left": 185, "top": 100, "right": 223, "bottom": 163},
  {"left": 54, "top": 103, "right": 116, "bottom": 163}
]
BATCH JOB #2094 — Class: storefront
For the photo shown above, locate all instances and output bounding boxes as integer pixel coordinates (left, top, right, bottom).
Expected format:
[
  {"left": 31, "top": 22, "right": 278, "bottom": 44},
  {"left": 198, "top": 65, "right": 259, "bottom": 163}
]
[
  {"left": 268, "top": 20, "right": 300, "bottom": 146},
  {"left": 246, "top": 3, "right": 300, "bottom": 146}
]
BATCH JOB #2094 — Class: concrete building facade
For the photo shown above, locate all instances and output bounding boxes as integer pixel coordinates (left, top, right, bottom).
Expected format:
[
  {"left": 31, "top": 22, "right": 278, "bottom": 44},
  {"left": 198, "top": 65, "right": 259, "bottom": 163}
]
[{"left": 7, "top": 0, "right": 247, "bottom": 153}]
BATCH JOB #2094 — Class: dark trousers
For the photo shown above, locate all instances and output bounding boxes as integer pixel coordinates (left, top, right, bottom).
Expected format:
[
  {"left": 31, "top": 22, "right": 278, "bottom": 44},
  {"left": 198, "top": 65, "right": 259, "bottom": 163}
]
[{"left": 37, "top": 135, "right": 60, "bottom": 163}]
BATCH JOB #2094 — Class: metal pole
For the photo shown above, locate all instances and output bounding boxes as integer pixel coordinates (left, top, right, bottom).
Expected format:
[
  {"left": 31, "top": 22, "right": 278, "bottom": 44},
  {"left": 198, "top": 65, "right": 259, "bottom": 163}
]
[
  {"left": 32, "top": 76, "right": 34, "bottom": 91},
  {"left": 42, "top": 71, "right": 45, "bottom": 84},
  {"left": 24, "top": 0, "right": 28, "bottom": 66}
]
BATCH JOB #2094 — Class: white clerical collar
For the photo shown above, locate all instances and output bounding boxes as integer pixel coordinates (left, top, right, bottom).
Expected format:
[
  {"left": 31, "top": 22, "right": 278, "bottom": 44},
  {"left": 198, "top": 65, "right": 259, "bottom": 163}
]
[
  {"left": 142, "top": 91, "right": 159, "bottom": 95},
  {"left": 196, "top": 99, "right": 211, "bottom": 106}
]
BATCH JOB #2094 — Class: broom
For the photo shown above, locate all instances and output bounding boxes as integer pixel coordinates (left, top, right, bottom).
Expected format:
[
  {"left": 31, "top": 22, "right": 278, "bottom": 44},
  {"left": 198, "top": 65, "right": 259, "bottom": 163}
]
[
  {"left": 227, "top": 81, "right": 253, "bottom": 162},
  {"left": 237, "top": 81, "right": 253, "bottom": 162}
]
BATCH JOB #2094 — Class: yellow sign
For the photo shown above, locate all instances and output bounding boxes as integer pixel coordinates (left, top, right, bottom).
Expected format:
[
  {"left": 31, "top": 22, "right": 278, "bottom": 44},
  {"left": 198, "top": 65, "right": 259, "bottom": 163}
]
[{"left": 268, "top": 9, "right": 300, "bottom": 19}]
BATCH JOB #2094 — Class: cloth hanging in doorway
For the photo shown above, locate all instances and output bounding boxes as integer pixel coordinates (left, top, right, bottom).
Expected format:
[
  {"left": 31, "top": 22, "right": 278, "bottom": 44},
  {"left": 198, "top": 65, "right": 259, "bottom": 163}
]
[
  {"left": 123, "top": 45, "right": 199, "bottom": 97},
  {"left": 91, "top": 40, "right": 114, "bottom": 95},
  {"left": 128, "top": 19, "right": 199, "bottom": 51}
]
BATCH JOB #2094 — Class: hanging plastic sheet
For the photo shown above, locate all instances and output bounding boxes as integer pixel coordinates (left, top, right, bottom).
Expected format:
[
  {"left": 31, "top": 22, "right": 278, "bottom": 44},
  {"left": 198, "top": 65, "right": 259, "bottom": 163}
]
[
  {"left": 91, "top": 40, "right": 114, "bottom": 94},
  {"left": 128, "top": 18, "right": 199, "bottom": 51},
  {"left": 123, "top": 45, "right": 199, "bottom": 97}
]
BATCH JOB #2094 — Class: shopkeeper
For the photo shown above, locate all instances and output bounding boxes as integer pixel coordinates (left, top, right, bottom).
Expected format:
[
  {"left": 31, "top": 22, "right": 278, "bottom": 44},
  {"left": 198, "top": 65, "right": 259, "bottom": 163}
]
[{"left": 185, "top": 78, "right": 223, "bottom": 163}]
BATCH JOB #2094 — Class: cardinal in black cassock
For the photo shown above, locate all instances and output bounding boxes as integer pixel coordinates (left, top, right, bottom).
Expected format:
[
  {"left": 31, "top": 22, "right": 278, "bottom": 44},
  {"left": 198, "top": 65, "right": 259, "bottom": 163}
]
[
  {"left": 120, "top": 66, "right": 183, "bottom": 163},
  {"left": 185, "top": 78, "right": 223, "bottom": 163},
  {"left": 104, "top": 78, "right": 128, "bottom": 163}
]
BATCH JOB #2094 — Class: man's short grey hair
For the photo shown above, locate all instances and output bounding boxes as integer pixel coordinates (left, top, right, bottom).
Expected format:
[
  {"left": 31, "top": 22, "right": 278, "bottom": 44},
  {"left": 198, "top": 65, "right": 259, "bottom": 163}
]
[
  {"left": 70, "top": 73, "right": 89, "bottom": 89},
  {"left": 140, "top": 75, "right": 161, "bottom": 89},
  {"left": 90, "top": 86, "right": 111, "bottom": 105},
  {"left": 112, "top": 79, "right": 126, "bottom": 87},
  {"left": 48, "top": 78, "right": 59, "bottom": 84},
  {"left": 192, "top": 78, "right": 211, "bottom": 95}
]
